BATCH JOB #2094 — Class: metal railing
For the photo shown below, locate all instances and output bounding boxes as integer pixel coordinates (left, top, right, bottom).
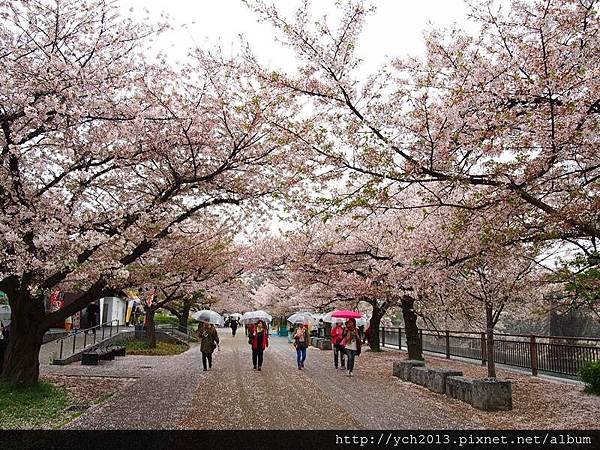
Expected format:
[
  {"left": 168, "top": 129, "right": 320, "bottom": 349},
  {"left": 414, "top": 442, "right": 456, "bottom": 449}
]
[
  {"left": 379, "top": 327, "right": 600, "bottom": 378},
  {"left": 55, "top": 319, "right": 121, "bottom": 361}
]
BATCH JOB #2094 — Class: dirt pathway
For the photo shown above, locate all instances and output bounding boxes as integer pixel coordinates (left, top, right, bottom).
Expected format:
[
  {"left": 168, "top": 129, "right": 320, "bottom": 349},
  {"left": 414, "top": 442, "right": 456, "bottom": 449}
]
[{"left": 181, "top": 334, "right": 475, "bottom": 430}]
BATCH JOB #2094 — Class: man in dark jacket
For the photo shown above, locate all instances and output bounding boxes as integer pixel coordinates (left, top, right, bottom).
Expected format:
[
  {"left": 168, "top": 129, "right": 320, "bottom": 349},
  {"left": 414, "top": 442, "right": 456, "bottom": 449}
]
[{"left": 86, "top": 302, "right": 99, "bottom": 333}]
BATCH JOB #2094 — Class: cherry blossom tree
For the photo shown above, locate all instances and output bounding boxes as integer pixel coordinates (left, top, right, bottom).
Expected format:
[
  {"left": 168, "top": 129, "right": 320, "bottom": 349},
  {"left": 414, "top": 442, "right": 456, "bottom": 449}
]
[
  {"left": 248, "top": 0, "right": 599, "bottom": 247},
  {"left": 125, "top": 215, "right": 244, "bottom": 347},
  {"left": 0, "top": 0, "right": 303, "bottom": 385}
]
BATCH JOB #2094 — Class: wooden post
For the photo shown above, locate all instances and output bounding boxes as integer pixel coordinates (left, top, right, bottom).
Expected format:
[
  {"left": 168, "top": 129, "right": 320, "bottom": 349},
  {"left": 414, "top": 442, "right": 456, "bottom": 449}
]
[
  {"left": 481, "top": 332, "right": 487, "bottom": 366},
  {"left": 398, "top": 327, "right": 402, "bottom": 350},
  {"left": 445, "top": 330, "right": 450, "bottom": 359},
  {"left": 530, "top": 335, "right": 538, "bottom": 376}
]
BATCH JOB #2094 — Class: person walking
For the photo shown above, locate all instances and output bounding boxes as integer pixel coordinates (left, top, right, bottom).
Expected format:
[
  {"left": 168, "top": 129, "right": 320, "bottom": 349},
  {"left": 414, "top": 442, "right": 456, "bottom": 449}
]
[
  {"left": 86, "top": 302, "right": 99, "bottom": 333},
  {"left": 249, "top": 320, "right": 268, "bottom": 371},
  {"left": 231, "top": 319, "right": 239, "bottom": 337},
  {"left": 198, "top": 322, "right": 219, "bottom": 371},
  {"left": 362, "top": 320, "right": 372, "bottom": 345},
  {"left": 341, "top": 318, "right": 361, "bottom": 377},
  {"left": 330, "top": 321, "right": 346, "bottom": 370},
  {"left": 293, "top": 324, "right": 310, "bottom": 369}
]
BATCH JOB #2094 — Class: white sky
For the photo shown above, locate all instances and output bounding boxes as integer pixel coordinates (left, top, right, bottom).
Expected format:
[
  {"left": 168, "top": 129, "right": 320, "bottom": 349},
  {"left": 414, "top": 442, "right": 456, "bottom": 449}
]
[{"left": 119, "top": 0, "right": 472, "bottom": 73}]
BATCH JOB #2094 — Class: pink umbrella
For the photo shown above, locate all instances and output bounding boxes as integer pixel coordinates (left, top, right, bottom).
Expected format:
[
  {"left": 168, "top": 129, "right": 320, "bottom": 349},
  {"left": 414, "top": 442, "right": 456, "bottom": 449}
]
[{"left": 331, "top": 310, "right": 363, "bottom": 319}]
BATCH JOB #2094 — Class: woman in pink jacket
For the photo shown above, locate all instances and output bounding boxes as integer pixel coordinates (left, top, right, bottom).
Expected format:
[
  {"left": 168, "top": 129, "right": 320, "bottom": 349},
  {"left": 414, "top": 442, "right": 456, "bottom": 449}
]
[{"left": 330, "top": 322, "right": 346, "bottom": 370}]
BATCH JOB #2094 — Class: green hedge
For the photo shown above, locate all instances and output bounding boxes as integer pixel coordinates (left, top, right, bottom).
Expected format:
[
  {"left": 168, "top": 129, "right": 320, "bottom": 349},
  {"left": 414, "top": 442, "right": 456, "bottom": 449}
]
[
  {"left": 154, "top": 312, "right": 199, "bottom": 326},
  {"left": 578, "top": 360, "right": 600, "bottom": 395}
]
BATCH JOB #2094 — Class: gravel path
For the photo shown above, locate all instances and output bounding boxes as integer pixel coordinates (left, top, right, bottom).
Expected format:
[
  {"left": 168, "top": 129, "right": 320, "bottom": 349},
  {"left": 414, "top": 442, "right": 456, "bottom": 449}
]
[
  {"left": 47, "top": 333, "right": 477, "bottom": 430},
  {"left": 61, "top": 344, "right": 206, "bottom": 430},
  {"left": 182, "top": 334, "right": 475, "bottom": 430}
]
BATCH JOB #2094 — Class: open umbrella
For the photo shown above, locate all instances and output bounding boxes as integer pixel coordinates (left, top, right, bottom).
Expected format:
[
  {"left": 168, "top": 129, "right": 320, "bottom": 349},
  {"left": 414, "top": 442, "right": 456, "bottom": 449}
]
[
  {"left": 322, "top": 311, "right": 345, "bottom": 325},
  {"left": 356, "top": 316, "right": 370, "bottom": 328},
  {"left": 331, "top": 310, "right": 363, "bottom": 319},
  {"left": 229, "top": 313, "right": 243, "bottom": 320},
  {"left": 240, "top": 310, "right": 272, "bottom": 325},
  {"left": 287, "top": 312, "right": 318, "bottom": 326},
  {"left": 192, "top": 310, "right": 225, "bottom": 327}
]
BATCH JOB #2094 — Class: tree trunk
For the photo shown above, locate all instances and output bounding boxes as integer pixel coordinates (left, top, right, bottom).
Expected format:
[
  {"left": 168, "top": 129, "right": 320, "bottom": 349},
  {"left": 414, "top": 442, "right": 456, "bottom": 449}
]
[
  {"left": 146, "top": 308, "right": 157, "bottom": 348},
  {"left": 367, "top": 306, "right": 385, "bottom": 351},
  {"left": 178, "top": 305, "right": 190, "bottom": 334},
  {"left": 1, "top": 291, "right": 47, "bottom": 386},
  {"left": 485, "top": 303, "right": 496, "bottom": 378},
  {"left": 401, "top": 296, "right": 423, "bottom": 360}
]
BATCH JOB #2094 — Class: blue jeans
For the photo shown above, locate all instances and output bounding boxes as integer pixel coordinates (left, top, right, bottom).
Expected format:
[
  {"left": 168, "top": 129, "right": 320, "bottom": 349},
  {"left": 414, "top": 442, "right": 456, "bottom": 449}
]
[
  {"left": 296, "top": 347, "right": 306, "bottom": 367},
  {"left": 345, "top": 349, "right": 356, "bottom": 372}
]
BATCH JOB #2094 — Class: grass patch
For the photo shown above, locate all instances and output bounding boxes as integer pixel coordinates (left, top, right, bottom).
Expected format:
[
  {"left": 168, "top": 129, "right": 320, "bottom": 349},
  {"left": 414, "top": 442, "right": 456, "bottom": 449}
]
[
  {"left": 124, "top": 339, "right": 189, "bottom": 356},
  {"left": 0, "top": 381, "right": 68, "bottom": 429}
]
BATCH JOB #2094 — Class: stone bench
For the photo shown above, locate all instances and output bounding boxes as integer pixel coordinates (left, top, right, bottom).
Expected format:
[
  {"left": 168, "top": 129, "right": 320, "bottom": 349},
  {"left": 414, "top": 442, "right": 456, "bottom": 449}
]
[
  {"left": 393, "top": 360, "right": 425, "bottom": 381},
  {"left": 81, "top": 351, "right": 100, "bottom": 365},
  {"left": 409, "top": 366, "right": 430, "bottom": 387},
  {"left": 97, "top": 348, "right": 115, "bottom": 361},
  {"left": 472, "top": 378, "right": 512, "bottom": 411},
  {"left": 310, "top": 337, "right": 319, "bottom": 347},
  {"left": 317, "top": 339, "right": 332, "bottom": 350},
  {"left": 108, "top": 345, "right": 126, "bottom": 357},
  {"left": 427, "top": 368, "right": 463, "bottom": 394},
  {"left": 446, "top": 376, "right": 474, "bottom": 404}
]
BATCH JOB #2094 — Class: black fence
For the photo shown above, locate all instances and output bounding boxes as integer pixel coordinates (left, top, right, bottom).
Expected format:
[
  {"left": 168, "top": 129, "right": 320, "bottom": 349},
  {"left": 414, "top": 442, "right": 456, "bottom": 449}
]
[{"left": 379, "top": 327, "right": 600, "bottom": 378}]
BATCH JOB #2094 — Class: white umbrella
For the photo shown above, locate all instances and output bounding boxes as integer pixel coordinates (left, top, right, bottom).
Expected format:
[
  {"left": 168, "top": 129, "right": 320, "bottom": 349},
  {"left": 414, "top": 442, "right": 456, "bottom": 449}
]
[
  {"left": 322, "top": 311, "right": 345, "bottom": 325},
  {"left": 240, "top": 310, "right": 272, "bottom": 325},
  {"left": 229, "top": 313, "right": 243, "bottom": 320},
  {"left": 192, "top": 310, "right": 225, "bottom": 326},
  {"left": 356, "top": 316, "right": 370, "bottom": 328},
  {"left": 287, "top": 312, "right": 318, "bottom": 326}
]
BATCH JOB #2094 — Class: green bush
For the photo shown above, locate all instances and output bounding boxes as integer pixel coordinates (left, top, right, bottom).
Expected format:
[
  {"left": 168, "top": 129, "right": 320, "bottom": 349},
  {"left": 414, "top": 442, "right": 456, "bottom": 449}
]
[
  {"left": 578, "top": 360, "right": 600, "bottom": 395},
  {"left": 154, "top": 312, "right": 198, "bottom": 327},
  {"left": 154, "top": 313, "right": 179, "bottom": 326}
]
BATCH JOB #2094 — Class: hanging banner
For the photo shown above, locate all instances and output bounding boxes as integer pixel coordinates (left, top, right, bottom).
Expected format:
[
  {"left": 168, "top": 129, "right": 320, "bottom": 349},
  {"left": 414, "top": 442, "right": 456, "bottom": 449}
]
[
  {"left": 123, "top": 289, "right": 140, "bottom": 325},
  {"left": 49, "top": 291, "right": 64, "bottom": 313},
  {"left": 145, "top": 288, "right": 156, "bottom": 307}
]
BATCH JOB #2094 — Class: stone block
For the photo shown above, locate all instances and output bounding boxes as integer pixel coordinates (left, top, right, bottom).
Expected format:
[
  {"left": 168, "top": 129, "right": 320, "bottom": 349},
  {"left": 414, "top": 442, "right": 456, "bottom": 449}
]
[
  {"left": 427, "top": 368, "right": 463, "bottom": 394},
  {"left": 446, "top": 376, "right": 474, "bottom": 404},
  {"left": 471, "top": 378, "right": 512, "bottom": 411},
  {"left": 392, "top": 360, "right": 425, "bottom": 381},
  {"left": 320, "top": 339, "right": 332, "bottom": 350},
  {"left": 410, "top": 367, "right": 430, "bottom": 387}
]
